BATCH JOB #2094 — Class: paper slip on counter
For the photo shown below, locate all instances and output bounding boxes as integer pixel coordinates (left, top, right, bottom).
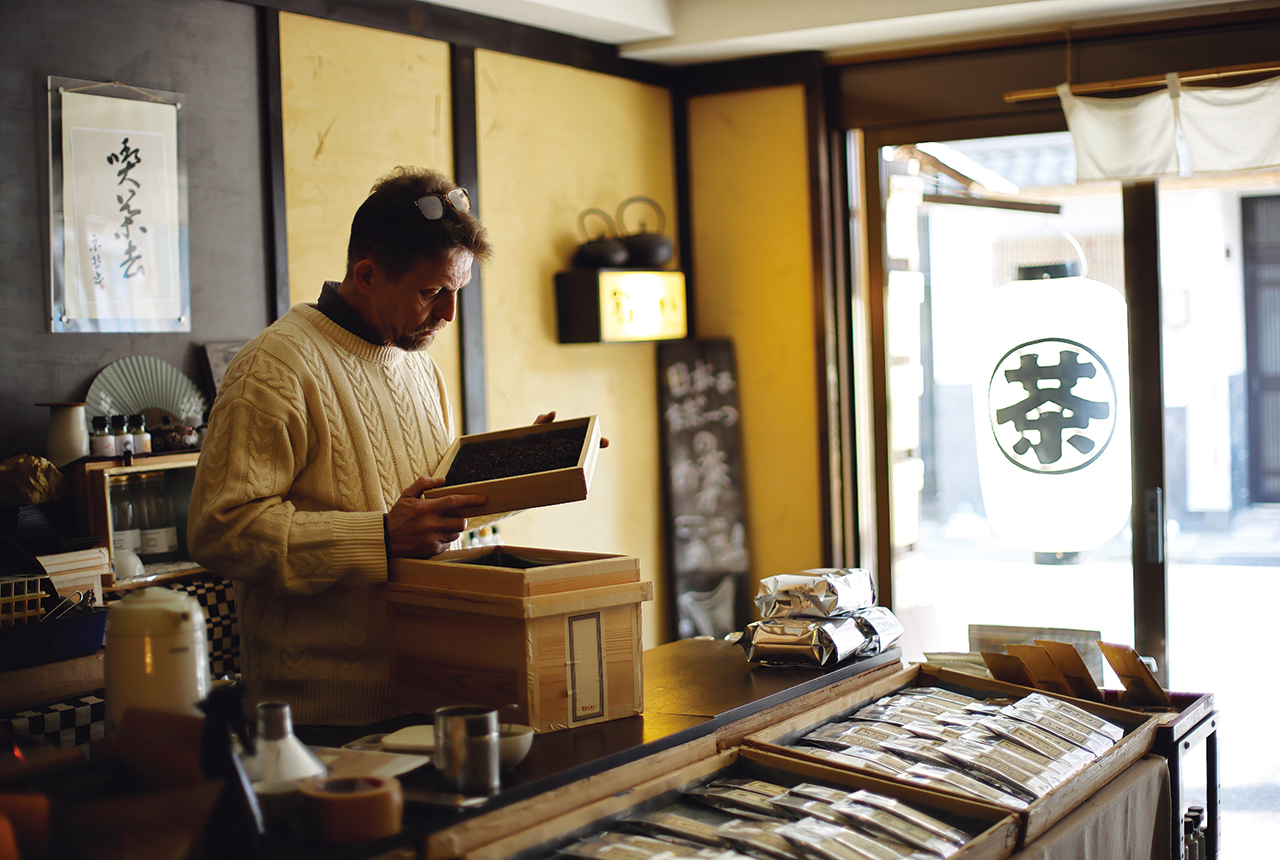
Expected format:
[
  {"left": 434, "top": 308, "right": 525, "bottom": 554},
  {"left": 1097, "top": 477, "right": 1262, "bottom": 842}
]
[
  {"left": 383, "top": 545, "right": 651, "bottom": 733},
  {"left": 426, "top": 743, "right": 1020, "bottom": 860},
  {"left": 739, "top": 663, "right": 1157, "bottom": 849}
]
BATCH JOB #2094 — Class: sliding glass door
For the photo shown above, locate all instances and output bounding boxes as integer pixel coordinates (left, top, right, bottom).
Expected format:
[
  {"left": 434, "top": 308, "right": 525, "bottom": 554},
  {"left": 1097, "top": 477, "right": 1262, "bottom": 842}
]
[
  {"left": 865, "top": 132, "right": 1137, "bottom": 670},
  {"left": 850, "top": 127, "right": 1280, "bottom": 854}
]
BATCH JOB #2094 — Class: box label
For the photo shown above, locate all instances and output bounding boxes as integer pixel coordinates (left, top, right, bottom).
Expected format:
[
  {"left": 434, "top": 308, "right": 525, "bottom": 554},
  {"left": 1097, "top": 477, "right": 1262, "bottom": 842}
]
[{"left": 567, "top": 612, "right": 605, "bottom": 721}]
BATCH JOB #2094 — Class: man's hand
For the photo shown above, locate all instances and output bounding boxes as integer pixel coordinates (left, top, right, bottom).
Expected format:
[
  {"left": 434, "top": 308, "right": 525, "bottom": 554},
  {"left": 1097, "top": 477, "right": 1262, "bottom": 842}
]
[{"left": 387, "top": 475, "right": 487, "bottom": 558}]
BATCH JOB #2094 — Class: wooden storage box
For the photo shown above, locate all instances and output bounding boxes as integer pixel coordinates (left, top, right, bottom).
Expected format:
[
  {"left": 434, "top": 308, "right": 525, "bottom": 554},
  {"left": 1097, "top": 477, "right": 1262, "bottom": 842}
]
[
  {"left": 384, "top": 545, "right": 651, "bottom": 732},
  {"left": 420, "top": 415, "right": 601, "bottom": 518},
  {"left": 742, "top": 663, "right": 1157, "bottom": 849},
  {"left": 428, "top": 744, "right": 1019, "bottom": 860}
]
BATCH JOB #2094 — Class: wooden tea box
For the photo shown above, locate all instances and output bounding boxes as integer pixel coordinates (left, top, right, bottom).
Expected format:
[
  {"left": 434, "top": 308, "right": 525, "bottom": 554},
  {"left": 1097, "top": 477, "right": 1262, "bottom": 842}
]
[
  {"left": 741, "top": 663, "right": 1157, "bottom": 849},
  {"left": 383, "top": 545, "right": 652, "bottom": 733},
  {"left": 427, "top": 745, "right": 1019, "bottom": 860},
  {"left": 420, "top": 415, "right": 601, "bottom": 518}
]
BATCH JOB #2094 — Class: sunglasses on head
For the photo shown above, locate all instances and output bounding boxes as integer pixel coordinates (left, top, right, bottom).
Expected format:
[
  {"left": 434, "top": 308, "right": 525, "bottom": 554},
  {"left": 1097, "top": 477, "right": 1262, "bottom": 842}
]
[
  {"left": 413, "top": 187, "right": 471, "bottom": 220},
  {"left": 361, "top": 187, "right": 472, "bottom": 257}
]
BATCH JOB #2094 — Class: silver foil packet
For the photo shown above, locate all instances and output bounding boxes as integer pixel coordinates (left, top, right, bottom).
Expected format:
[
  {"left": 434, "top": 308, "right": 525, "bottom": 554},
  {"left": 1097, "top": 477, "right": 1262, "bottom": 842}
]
[
  {"left": 740, "top": 607, "right": 903, "bottom": 666},
  {"left": 740, "top": 617, "right": 868, "bottom": 666},
  {"left": 754, "top": 569, "right": 876, "bottom": 619}
]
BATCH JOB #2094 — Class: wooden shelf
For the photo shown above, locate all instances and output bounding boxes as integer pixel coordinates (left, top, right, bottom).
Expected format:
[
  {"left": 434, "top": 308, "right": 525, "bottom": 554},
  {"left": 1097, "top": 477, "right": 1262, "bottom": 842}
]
[{"left": 0, "top": 650, "right": 104, "bottom": 711}]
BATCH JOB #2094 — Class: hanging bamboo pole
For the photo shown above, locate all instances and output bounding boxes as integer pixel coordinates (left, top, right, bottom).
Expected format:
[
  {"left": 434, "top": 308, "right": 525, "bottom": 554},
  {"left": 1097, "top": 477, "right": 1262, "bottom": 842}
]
[{"left": 1004, "top": 60, "right": 1280, "bottom": 103}]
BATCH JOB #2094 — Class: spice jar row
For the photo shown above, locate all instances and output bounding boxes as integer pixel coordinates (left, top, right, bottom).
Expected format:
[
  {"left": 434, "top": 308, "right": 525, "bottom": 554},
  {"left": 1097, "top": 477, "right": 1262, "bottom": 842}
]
[{"left": 89, "top": 414, "right": 151, "bottom": 457}]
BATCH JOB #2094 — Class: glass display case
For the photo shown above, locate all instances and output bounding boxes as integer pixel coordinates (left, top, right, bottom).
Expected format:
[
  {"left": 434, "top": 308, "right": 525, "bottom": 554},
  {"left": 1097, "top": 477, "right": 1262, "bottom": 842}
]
[{"left": 73, "top": 451, "right": 201, "bottom": 587}]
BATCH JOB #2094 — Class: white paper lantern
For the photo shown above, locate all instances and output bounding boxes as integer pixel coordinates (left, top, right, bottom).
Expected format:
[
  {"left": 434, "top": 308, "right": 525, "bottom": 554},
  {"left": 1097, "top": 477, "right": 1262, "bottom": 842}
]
[{"left": 972, "top": 276, "right": 1131, "bottom": 553}]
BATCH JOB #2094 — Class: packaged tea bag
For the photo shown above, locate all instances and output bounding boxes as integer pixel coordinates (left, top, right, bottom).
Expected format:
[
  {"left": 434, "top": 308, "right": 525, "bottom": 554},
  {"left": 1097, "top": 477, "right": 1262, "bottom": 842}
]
[
  {"left": 687, "top": 785, "right": 788, "bottom": 820},
  {"left": 799, "top": 747, "right": 914, "bottom": 778},
  {"left": 830, "top": 801, "right": 964, "bottom": 858},
  {"left": 1018, "top": 694, "right": 1124, "bottom": 741},
  {"left": 787, "top": 783, "right": 855, "bottom": 806},
  {"left": 559, "top": 831, "right": 684, "bottom": 860},
  {"left": 754, "top": 569, "right": 876, "bottom": 618},
  {"left": 768, "top": 795, "right": 850, "bottom": 826},
  {"left": 979, "top": 716, "right": 1095, "bottom": 771},
  {"left": 626, "top": 808, "right": 730, "bottom": 848},
  {"left": 906, "top": 688, "right": 980, "bottom": 708},
  {"left": 1000, "top": 703, "right": 1114, "bottom": 756},
  {"left": 715, "top": 819, "right": 807, "bottom": 860},
  {"left": 899, "top": 763, "right": 1031, "bottom": 812},
  {"left": 708, "top": 779, "right": 790, "bottom": 798},
  {"left": 777, "top": 818, "right": 918, "bottom": 860},
  {"left": 880, "top": 737, "right": 956, "bottom": 770},
  {"left": 845, "top": 791, "right": 971, "bottom": 849},
  {"left": 937, "top": 740, "right": 1055, "bottom": 799}
]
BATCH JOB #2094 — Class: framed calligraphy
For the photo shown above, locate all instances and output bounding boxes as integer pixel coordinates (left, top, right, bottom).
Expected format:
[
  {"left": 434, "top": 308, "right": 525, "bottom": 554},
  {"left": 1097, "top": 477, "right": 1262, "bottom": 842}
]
[{"left": 47, "top": 77, "right": 189, "bottom": 332}]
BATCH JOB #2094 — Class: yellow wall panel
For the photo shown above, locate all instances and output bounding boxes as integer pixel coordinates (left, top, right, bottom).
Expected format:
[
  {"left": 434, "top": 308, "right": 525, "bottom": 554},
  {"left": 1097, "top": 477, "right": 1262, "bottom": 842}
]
[
  {"left": 688, "top": 85, "right": 823, "bottom": 600},
  {"left": 475, "top": 50, "right": 676, "bottom": 644},
  {"left": 277, "top": 12, "right": 461, "bottom": 422}
]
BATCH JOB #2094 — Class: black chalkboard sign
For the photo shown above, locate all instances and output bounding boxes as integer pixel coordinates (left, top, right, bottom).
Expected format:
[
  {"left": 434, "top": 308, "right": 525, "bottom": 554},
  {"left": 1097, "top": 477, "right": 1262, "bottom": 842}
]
[{"left": 657, "top": 339, "right": 750, "bottom": 639}]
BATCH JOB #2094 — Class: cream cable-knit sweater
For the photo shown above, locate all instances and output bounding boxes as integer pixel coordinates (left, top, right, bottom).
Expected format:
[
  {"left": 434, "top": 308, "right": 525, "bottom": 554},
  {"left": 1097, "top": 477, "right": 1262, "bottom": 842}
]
[{"left": 188, "top": 303, "right": 454, "bottom": 725}]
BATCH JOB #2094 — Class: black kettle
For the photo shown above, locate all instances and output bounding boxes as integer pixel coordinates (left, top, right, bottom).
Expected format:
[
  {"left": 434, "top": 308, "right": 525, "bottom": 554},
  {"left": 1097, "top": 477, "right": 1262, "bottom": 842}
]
[
  {"left": 572, "top": 208, "right": 628, "bottom": 268},
  {"left": 616, "top": 196, "right": 673, "bottom": 268}
]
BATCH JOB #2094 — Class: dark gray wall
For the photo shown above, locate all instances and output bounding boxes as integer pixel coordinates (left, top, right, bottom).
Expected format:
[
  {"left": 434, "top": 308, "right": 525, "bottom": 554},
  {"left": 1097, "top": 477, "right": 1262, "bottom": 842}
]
[{"left": 1, "top": 0, "right": 273, "bottom": 459}]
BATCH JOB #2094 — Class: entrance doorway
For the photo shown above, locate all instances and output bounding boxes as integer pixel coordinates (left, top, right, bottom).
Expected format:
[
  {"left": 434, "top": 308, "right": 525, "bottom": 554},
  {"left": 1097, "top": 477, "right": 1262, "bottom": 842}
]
[
  {"left": 860, "top": 130, "right": 1280, "bottom": 855},
  {"left": 1244, "top": 195, "right": 1280, "bottom": 503}
]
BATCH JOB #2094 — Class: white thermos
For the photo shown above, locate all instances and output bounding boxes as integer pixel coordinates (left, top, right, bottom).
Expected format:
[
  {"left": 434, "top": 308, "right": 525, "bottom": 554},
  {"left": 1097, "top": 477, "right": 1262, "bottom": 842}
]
[{"left": 104, "top": 587, "right": 211, "bottom": 738}]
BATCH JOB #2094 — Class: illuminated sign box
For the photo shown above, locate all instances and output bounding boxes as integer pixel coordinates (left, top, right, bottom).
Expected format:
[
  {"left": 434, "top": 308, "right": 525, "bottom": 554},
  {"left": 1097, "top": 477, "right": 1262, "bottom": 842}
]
[{"left": 555, "top": 269, "right": 687, "bottom": 343}]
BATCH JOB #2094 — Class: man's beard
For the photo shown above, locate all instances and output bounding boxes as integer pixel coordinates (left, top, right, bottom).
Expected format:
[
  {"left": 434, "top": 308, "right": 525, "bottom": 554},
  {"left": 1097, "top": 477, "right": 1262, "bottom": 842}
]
[{"left": 394, "top": 327, "right": 437, "bottom": 351}]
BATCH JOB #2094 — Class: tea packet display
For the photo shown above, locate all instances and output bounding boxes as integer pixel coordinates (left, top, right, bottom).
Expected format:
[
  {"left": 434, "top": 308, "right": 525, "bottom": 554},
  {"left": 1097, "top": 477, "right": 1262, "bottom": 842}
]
[
  {"left": 780, "top": 686, "right": 1127, "bottom": 813},
  {"left": 561, "top": 771, "right": 982, "bottom": 860}
]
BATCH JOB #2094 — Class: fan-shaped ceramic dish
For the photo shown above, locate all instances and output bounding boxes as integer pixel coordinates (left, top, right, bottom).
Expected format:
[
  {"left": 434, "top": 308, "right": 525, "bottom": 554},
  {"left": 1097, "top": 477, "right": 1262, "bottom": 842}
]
[{"left": 86, "top": 355, "right": 208, "bottom": 428}]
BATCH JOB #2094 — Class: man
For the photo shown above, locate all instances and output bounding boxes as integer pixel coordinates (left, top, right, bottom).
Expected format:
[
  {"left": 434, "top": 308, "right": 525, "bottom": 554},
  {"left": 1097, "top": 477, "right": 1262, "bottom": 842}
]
[{"left": 189, "top": 166, "right": 506, "bottom": 726}]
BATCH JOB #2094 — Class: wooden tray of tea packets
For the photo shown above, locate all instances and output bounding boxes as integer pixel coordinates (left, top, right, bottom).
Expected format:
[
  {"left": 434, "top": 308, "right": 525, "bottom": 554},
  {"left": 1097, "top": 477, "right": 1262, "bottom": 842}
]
[
  {"left": 426, "top": 744, "right": 1020, "bottom": 860},
  {"left": 741, "top": 663, "right": 1157, "bottom": 849},
  {"left": 420, "top": 415, "right": 601, "bottom": 518}
]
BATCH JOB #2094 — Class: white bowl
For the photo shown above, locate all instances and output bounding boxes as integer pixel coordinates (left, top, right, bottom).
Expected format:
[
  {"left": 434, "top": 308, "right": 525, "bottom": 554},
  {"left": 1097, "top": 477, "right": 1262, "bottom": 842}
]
[{"left": 498, "top": 723, "right": 535, "bottom": 769}]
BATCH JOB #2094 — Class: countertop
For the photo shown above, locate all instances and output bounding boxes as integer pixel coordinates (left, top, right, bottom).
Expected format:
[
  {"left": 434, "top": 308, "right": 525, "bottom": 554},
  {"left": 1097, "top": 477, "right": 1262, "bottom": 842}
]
[{"left": 285, "top": 639, "right": 903, "bottom": 856}]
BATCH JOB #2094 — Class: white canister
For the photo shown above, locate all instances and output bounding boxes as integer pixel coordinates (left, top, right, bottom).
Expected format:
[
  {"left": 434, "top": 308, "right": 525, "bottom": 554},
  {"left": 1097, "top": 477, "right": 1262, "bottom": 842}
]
[{"left": 104, "top": 587, "right": 211, "bottom": 738}]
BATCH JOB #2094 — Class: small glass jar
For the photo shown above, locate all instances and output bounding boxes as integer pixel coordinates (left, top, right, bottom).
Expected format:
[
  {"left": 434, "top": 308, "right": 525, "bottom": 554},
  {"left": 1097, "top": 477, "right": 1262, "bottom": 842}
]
[
  {"left": 129, "top": 414, "right": 152, "bottom": 454},
  {"left": 135, "top": 471, "right": 180, "bottom": 564},
  {"left": 111, "top": 414, "right": 133, "bottom": 456},
  {"left": 90, "top": 415, "right": 116, "bottom": 457},
  {"left": 109, "top": 473, "right": 141, "bottom": 557}
]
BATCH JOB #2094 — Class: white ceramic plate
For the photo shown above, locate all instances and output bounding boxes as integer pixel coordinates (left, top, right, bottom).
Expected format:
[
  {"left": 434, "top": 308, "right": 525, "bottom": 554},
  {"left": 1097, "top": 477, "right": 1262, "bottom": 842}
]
[
  {"left": 86, "top": 355, "right": 208, "bottom": 427},
  {"left": 379, "top": 724, "right": 436, "bottom": 753}
]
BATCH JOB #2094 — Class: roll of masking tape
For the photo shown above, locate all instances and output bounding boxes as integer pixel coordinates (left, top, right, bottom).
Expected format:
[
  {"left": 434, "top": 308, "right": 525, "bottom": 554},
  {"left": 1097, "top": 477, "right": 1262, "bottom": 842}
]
[{"left": 298, "top": 775, "right": 404, "bottom": 842}]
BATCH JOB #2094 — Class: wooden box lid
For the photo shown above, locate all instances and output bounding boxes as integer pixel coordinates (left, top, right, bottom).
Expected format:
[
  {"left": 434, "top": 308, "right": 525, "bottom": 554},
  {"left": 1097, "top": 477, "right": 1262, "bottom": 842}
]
[{"left": 420, "top": 415, "right": 601, "bottom": 518}]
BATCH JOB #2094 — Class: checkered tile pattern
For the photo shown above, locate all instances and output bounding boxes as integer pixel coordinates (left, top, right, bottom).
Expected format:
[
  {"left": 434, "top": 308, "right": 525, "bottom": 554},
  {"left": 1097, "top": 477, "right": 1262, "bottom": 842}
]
[
  {"left": 1, "top": 573, "right": 241, "bottom": 752},
  {"left": 167, "top": 573, "right": 241, "bottom": 680},
  {"left": 1, "top": 694, "right": 104, "bottom": 751}
]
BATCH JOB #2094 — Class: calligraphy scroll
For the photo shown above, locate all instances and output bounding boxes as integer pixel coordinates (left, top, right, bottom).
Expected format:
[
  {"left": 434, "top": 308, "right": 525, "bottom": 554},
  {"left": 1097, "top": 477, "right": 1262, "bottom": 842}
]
[
  {"left": 658, "top": 338, "right": 750, "bottom": 639},
  {"left": 48, "top": 78, "right": 188, "bottom": 332}
]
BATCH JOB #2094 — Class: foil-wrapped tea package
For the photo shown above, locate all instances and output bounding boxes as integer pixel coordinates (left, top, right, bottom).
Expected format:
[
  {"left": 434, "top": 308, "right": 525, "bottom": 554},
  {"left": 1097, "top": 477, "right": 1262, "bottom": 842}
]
[
  {"left": 738, "top": 606, "right": 902, "bottom": 667},
  {"left": 738, "top": 617, "right": 866, "bottom": 666},
  {"left": 754, "top": 569, "right": 876, "bottom": 619}
]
